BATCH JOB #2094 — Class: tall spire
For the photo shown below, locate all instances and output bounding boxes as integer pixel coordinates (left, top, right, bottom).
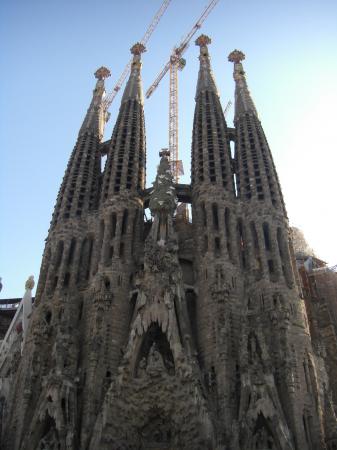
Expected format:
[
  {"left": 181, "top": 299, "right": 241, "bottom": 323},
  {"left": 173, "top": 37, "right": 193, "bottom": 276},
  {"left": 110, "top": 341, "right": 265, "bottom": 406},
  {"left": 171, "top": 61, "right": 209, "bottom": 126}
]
[
  {"left": 121, "top": 43, "right": 145, "bottom": 105},
  {"left": 228, "top": 50, "right": 258, "bottom": 118},
  {"left": 195, "top": 34, "right": 219, "bottom": 97},
  {"left": 79, "top": 66, "right": 111, "bottom": 139},
  {"left": 51, "top": 67, "right": 110, "bottom": 227},
  {"left": 191, "top": 35, "right": 234, "bottom": 194},
  {"left": 228, "top": 49, "right": 285, "bottom": 210},
  {"left": 101, "top": 43, "right": 146, "bottom": 200}
]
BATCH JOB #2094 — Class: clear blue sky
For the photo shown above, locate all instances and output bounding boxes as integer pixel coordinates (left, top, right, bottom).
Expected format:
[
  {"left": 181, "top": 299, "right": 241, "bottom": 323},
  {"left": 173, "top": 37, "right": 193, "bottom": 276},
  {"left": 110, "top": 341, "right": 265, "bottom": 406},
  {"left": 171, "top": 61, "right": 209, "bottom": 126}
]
[{"left": 1, "top": 0, "right": 337, "bottom": 298}]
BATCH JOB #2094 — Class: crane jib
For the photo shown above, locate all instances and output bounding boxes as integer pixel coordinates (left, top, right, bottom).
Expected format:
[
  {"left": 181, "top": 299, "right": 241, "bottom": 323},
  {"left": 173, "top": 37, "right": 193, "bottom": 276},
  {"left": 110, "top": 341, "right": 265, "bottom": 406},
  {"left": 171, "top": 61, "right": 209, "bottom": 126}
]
[
  {"left": 103, "top": 0, "right": 172, "bottom": 111},
  {"left": 145, "top": 0, "right": 220, "bottom": 182}
]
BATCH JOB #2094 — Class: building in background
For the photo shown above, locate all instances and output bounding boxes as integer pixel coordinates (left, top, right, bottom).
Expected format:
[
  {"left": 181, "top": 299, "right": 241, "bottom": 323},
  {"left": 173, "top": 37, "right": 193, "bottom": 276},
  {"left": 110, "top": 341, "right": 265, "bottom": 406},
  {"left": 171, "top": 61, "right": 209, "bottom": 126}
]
[
  {"left": 292, "top": 228, "right": 337, "bottom": 424},
  {"left": 0, "top": 37, "right": 336, "bottom": 450}
]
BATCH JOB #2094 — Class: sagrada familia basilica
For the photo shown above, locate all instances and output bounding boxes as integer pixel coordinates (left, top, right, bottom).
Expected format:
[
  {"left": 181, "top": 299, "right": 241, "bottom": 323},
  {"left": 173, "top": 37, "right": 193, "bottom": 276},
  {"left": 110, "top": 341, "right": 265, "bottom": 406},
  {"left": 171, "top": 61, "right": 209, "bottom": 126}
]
[{"left": 0, "top": 34, "right": 336, "bottom": 450}]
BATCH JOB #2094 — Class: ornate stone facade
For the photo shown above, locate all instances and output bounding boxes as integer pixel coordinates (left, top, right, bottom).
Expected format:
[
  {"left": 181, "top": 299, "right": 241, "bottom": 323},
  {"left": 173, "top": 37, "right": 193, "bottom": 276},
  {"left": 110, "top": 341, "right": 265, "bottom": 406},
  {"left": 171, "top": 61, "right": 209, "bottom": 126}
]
[{"left": 0, "top": 37, "right": 336, "bottom": 450}]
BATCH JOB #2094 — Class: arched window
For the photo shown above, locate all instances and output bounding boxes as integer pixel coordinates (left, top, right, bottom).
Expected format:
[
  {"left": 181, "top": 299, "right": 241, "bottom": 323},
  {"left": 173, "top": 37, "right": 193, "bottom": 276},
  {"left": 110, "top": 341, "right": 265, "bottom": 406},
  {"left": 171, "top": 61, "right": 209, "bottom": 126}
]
[{"left": 252, "top": 413, "right": 279, "bottom": 450}]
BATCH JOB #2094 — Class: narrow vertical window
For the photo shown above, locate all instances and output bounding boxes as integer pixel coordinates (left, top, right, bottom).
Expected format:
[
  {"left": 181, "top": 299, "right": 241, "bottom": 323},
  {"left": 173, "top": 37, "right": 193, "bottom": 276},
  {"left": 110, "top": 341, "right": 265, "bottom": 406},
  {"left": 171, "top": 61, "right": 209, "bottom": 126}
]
[
  {"left": 214, "top": 237, "right": 221, "bottom": 257},
  {"left": 99, "top": 220, "right": 105, "bottom": 250},
  {"left": 237, "top": 218, "right": 246, "bottom": 269},
  {"left": 121, "top": 209, "right": 128, "bottom": 235},
  {"left": 110, "top": 213, "right": 117, "bottom": 239},
  {"left": 63, "top": 272, "right": 70, "bottom": 287},
  {"left": 201, "top": 202, "right": 207, "bottom": 227},
  {"left": 230, "top": 140, "right": 235, "bottom": 159},
  {"left": 225, "top": 208, "right": 233, "bottom": 260},
  {"left": 263, "top": 222, "right": 271, "bottom": 251},
  {"left": 203, "top": 235, "right": 208, "bottom": 254},
  {"left": 131, "top": 210, "right": 138, "bottom": 256},
  {"left": 250, "top": 222, "right": 259, "bottom": 251},
  {"left": 77, "top": 236, "right": 94, "bottom": 283},
  {"left": 67, "top": 238, "right": 76, "bottom": 266},
  {"left": 250, "top": 221, "right": 262, "bottom": 278},
  {"left": 212, "top": 203, "right": 219, "bottom": 231},
  {"left": 233, "top": 173, "right": 238, "bottom": 197},
  {"left": 55, "top": 241, "right": 64, "bottom": 270},
  {"left": 303, "top": 360, "right": 311, "bottom": 393},
  {"left": 85, "top": 238, "right": 93, "bottom": 280},
  {"left": 277, "top": 227, "right": 293, "bottom": 286}
]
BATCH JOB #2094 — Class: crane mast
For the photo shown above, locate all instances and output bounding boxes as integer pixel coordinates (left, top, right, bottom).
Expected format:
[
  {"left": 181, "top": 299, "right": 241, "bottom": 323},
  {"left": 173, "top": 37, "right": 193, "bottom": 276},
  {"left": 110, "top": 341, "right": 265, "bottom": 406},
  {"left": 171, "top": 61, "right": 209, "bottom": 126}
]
[
  {"left": 103, "top": 0, "right": 171, "bottom": 112},
  {"left": 146, "top": 0, "right": 219, "bottom": 182}
]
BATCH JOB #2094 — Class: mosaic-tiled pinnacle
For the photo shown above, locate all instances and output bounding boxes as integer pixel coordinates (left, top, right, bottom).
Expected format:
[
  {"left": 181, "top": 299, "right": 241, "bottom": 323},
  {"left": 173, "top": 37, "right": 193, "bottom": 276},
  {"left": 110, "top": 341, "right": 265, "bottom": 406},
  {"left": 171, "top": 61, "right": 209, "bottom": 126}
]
[
  {"left": 121, "top": 42, "right": 146, "bottom": 105},
  {"left": 228, "top": 49, "right": 258, "bottom": 117},
  {"left": 195, "top": 34, "right": 219, "bottom": 98}
]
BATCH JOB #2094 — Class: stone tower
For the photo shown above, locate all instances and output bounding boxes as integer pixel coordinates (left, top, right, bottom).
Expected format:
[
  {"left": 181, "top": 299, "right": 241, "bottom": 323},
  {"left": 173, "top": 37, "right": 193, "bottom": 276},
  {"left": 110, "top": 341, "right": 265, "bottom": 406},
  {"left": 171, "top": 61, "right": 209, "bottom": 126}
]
[{"left": 1, "top": 36, "right": 336, "bottom": 450}]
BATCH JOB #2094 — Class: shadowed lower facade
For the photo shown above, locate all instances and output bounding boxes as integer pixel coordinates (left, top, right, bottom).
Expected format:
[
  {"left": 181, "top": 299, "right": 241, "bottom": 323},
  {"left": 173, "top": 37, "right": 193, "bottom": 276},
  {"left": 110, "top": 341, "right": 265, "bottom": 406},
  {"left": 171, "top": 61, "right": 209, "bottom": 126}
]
[{"left": 0, "top": 36, "right": 336, "bottom": 450}]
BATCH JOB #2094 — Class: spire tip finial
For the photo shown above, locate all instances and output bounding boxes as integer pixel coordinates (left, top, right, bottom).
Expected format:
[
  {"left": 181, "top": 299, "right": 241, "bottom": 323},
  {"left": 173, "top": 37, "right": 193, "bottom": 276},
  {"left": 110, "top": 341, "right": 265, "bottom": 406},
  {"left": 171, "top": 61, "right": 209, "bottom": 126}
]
[
  {"left": 228, "top": 50, "right": 245, "bottom": 64},
  {"left": 195, "top": 34, "right": 211, "bottom": 47},
  {"left": 94, "top": 66, "right": 111, "bottom": 80},
  {"left": 159, "top": 148, "right": 170, "bottom": 159},
  {"left": 130, "top": 42, "right": 146, "bottom": 56}
]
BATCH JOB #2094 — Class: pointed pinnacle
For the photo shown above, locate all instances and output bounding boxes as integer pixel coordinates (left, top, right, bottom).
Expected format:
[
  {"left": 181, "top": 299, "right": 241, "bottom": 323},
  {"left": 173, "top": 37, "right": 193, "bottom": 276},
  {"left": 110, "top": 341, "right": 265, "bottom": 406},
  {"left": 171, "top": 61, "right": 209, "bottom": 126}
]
[
  {"left": 130, "top": 42, "right": 146, "bottom": 55},
  {"left": 159, "top": 148, "right": 170, "bottom": 158},
  {"left": 195, "top": 34, "right": 211, "bottom": 47},
  {"left": 228, "top": 50, "right": 245, "bottom": 64},
  {"left": 94, "top": 66, "right": 111, "bottom": 80}
]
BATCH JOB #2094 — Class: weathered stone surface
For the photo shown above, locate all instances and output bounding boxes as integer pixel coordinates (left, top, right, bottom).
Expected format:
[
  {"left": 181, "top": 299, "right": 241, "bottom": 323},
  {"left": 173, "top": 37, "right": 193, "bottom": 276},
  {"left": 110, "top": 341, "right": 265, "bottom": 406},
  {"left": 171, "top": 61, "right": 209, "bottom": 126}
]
[{"left": 0, "top": 37, "right": 336, "bottom": 450}]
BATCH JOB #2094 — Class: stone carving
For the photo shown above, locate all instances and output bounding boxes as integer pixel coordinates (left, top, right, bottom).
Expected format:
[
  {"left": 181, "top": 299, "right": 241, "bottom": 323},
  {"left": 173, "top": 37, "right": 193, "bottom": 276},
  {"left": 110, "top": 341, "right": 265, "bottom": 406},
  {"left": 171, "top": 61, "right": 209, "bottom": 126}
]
[
  {"left": 228, "top": 49, "right": 245, "bottom": 63},
  {"left": 25, "top": 275, "right": 35, "bottom": 290},
  {"left": 140, "top": 415, "right": 172, "bottom": 449},
  {"left": 146, "top": 344, "right": 165, "bottom": 376},
  {"left": 94, "top": 66, "right": 111, "bottom": 80},
  {"left": 37, "top": 428, "right": 59, "bottom": 450},
  {"left": 253, "top": 425, "right": 276, "bottom": 449},
  {"left": 2, "top": 33, "right": 336, "bottom": 450}
]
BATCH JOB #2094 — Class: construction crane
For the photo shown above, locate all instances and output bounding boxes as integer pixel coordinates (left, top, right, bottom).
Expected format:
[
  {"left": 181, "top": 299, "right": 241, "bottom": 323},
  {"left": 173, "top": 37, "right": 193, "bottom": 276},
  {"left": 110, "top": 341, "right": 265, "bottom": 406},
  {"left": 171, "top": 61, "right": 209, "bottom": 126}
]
[
  {"left": 102, "top": 0, "right": 172, "bottom": 112},
  {"left": 146, "top": 0, "right": 219, "bottom": 183},
  {"left": 224, "top": 100, "right": 232, "bottom": 117}
]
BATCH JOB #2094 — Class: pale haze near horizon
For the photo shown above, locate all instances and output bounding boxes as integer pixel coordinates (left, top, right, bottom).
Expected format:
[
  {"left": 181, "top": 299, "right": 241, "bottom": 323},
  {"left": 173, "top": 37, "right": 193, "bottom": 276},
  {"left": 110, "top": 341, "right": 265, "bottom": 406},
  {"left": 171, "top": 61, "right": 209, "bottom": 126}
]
[{"left": 1, "top": 0, "right": 336, "bottom": 299}]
